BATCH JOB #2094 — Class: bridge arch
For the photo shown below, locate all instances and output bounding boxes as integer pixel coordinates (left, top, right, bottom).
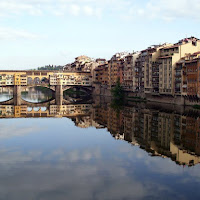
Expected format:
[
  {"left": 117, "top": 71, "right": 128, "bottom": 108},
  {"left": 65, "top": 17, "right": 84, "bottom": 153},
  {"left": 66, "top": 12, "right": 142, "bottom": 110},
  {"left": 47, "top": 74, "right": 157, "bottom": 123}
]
[
  {"left": 27, "top": 77, "right": 33, "bottom": 85},
  {"left": 33, "top": 77, "right": 40, "bottom": 85},
  {"left": 22, "top": 85, "right": 55, "bottom": 93},
  {"left": 63, "top": 86, "right": 92, "bottom": 95},
  {"left": 0, "top": 98, "right": 14, "bottom": 105},
  {"left": 41, "top": 77, "right": 49, "bottom": 84},
  {"left": 33, "top": 107, "right": 40, "bottom": 112},
  {"left": 27, "top": 107, "right": 33, "bottom": 112},
  {"left": 21, "top": 97, "right": 55, "bottom": 105}
]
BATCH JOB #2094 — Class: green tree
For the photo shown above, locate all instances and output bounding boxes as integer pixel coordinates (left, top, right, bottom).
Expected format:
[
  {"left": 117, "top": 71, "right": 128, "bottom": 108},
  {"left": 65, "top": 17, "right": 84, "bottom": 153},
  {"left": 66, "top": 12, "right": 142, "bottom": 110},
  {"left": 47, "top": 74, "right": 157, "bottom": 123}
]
[
  {"left": 111, "top": 78, "right": 125, "bottom": 117},
  {"left": 111, "top": 78, "right": 124, "bottom": 100}
]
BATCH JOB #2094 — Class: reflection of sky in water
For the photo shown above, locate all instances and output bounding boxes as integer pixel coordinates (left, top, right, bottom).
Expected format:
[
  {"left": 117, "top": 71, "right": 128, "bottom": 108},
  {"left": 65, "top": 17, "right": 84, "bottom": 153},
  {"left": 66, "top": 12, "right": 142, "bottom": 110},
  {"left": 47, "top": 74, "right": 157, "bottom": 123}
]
[
  {"left": 0, "top": 118, "right": 199, "bottom": 200},
  {"left": 0, "top": 93, "right": 13, "bottom": 102},
  {"left": 0, "top": 88, "right": 52, "bottom": 103},
  {"left": 21, "top": 90, "right": 53, "bottom": 103}
]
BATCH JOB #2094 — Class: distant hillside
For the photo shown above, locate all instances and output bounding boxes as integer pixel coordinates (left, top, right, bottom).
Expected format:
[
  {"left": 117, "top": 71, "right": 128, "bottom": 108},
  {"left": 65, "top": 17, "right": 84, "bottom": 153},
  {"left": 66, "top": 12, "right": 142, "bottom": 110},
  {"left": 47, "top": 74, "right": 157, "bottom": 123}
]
[{"left": 37, "top": 65, "right": 63, "bottom": 71}]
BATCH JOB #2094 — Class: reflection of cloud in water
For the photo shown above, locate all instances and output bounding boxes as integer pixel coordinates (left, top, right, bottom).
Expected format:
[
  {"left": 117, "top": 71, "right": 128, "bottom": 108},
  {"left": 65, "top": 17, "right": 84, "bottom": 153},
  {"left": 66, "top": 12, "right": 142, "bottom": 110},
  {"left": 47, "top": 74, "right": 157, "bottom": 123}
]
[
  {"left": 0, "top": 148, "right": 42, "bottom": 165},
  {"left": 0, "top": 147, "right": 180, "bottom": 200},
  {"left": 0, "top": 121, "right": 42, "bottom": 139}
]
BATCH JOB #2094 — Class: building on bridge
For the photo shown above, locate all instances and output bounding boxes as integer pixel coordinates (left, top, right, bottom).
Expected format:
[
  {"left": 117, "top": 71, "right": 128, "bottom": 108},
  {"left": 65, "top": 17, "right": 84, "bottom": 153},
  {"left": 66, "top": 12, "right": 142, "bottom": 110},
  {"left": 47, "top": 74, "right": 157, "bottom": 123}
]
[{"left": 0, "top": 71, "right": 92, "bottom": 87}]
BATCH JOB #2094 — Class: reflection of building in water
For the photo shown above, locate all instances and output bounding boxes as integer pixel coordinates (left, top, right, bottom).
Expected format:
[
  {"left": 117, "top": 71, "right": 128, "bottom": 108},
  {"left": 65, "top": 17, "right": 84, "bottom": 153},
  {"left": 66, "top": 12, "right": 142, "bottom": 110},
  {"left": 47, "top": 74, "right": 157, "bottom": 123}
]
[
  {"left": 72, "top": 116, "right": 99, "bottom": 128},
  {"left": 93, "top": 103, "right": 200, "bottom": 166},
  {"left": 50, "top": 104, "right": 92, "bottom": 116},
  {"left": 0, "top": 87, "right": 13, "bottom": 94},
  {"left": 0, "top": 105, "right": 14, "bottom": 116}
]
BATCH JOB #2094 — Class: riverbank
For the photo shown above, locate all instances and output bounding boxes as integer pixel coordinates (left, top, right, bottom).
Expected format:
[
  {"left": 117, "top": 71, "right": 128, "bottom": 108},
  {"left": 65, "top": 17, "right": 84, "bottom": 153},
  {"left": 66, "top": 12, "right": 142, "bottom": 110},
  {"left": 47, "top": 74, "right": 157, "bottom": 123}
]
[{"left": 93, "top": 84, "right": 200, "bottom": 106}]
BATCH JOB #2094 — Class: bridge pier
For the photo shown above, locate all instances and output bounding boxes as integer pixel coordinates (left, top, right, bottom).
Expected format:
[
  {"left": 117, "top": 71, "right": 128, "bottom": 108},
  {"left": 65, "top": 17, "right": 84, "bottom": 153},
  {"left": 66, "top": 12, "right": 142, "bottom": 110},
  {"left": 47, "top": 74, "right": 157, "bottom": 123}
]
[
  {"left": 55, "top": 85, "right": 63, "bottom": 96},
  {"left": 55, "top": 95, "right": 63, "bottom": 106},
  {"left": 13, "top": 85, "right": 21, "bottom": 96},
  {"left": 13, "top": 85, "right": 21, "bottom": 106},
  {"left": 55, "top": 85, "right": 63, "bottom": 105}
]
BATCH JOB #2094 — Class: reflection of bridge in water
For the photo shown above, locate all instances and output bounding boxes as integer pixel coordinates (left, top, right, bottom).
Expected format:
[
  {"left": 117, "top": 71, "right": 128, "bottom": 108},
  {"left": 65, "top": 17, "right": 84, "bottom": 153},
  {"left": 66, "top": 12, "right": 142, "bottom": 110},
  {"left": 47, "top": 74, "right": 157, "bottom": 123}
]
[
  {"left": 0, "top": 94, "right": 94, "bottom": 118},
  {"left": 0, "top": 103, "right": 93, "bottom": 119}
]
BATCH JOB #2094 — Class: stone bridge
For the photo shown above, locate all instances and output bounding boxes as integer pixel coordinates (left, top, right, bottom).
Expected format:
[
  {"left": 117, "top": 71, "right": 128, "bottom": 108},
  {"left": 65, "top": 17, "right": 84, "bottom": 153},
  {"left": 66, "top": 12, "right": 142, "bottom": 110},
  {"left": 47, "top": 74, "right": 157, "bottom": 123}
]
[{"left": 0, "top": 70, "right": 93, "bottom": 97}]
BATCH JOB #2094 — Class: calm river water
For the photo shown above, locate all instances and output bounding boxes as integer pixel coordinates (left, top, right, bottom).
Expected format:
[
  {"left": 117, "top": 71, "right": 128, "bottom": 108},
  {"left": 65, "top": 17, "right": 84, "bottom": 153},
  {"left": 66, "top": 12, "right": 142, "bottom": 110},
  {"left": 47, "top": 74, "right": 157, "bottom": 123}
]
[{"left": 0, "top": 87, "right": 200, "bottom": 200}]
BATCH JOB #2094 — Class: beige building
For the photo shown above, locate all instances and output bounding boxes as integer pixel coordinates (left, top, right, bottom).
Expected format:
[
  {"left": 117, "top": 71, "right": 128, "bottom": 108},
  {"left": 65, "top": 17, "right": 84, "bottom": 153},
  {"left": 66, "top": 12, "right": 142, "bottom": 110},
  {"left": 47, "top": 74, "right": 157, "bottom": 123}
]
[
  {"left": 143, "top": 45, "right": 169, "bottom": 94},
  {"left": 49, "top": 72, "right": 92, "bottom": 86},
  {"left": 123, "top": 52, "right": 140, "bottom": 92},
  {"left": 159, "top": 37, "right": 200, "bottom": 95}
]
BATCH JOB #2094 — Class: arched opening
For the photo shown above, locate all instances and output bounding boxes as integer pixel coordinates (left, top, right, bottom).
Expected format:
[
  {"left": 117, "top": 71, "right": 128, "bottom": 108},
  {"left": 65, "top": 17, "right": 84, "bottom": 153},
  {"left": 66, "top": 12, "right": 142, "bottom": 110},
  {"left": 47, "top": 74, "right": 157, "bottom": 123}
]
[
  {"left": 27, "top": 107, "right": 33, "bottom": 112},
  {"left": 21, "top": 86, "right": 54, "bottom": 103},
  {"left": 27, "top": 77, "right": 33, "bottom": 85},
  {"left": 41, "top": 77, "right": 49, "bottom": 84},
  {"left": 33, "top": 107, "right": 40, "bottom": 112},
  {"left": 33, "top": 77, "right": 40, "bottom": 85},
  {"left": 0, "top": 87, "right": 13, "bottom": 102},
  {"left": 41, "top": 107, "right": 47, "bottom": 111}
]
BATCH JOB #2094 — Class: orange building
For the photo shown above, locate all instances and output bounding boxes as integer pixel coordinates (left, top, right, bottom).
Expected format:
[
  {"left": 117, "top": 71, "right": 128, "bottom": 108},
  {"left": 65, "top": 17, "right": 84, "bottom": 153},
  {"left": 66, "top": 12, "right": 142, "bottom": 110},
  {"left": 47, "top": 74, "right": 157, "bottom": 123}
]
[
  {"left": 94, "top": 63, "right": 108, "bottom": 85},
  {"left": 108, "top": 54, "right": 127, "bottom": 88},
  {"left": 185, "top": 52, "right": 200, "bottom": 98}
]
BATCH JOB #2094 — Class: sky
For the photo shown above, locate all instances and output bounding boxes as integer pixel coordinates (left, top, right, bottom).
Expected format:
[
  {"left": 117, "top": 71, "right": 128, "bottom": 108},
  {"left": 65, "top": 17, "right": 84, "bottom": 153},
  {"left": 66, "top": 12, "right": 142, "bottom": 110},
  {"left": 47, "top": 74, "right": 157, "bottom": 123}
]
[{"left": 0, "top": 0, "right": 200, "bottom": 69}]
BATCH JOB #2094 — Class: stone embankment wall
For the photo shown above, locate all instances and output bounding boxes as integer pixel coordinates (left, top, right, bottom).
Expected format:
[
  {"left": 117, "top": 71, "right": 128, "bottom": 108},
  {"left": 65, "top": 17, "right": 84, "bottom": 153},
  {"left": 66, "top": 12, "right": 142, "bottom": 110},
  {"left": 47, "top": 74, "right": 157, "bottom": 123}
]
[
  {"left": 93, "top": 84, "right": 111, "bottom": 97},
  {"left": 93, "top": 84, "right": 200, "bottom": 106},
  {"left": 146, "top": 94, "right": 200, "bottom": 106}
]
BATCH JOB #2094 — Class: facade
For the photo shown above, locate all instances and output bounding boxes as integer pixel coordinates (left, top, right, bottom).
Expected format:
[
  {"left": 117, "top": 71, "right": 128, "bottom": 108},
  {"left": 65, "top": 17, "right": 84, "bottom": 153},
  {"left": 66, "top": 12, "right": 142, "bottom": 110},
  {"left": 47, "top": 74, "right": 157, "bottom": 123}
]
[
  {"left": 143, "top": 45, "right": 168, "bottom": 94},
  {"left": 0, "top": 71, "right": 92, "bottom": 87},
  {"left": 174, "top": 51, "right": 200, "bottom": 99},
  {"left": 185, "top": 52, "right": 200, "bottom": 98},
  {"left": 49, "top": 72, "right": 92, "bottom": 86},
  {"left": 123, "top": 52, "right": 140, "bottom": 92},
  {"left": 159, "top": 37, "right": 200, "bottom": 96},
  {"left": 94, "top": 63, "right": 108, "bottom": 85},
  {"left": 63, "top": 55, "right": 100, "bottom": 73},
  {"left": 135, "top": 51, "right": 145, "bottom": 93},
  {"left": 108, "top": 52, "right": 129, "bottom": 88}
]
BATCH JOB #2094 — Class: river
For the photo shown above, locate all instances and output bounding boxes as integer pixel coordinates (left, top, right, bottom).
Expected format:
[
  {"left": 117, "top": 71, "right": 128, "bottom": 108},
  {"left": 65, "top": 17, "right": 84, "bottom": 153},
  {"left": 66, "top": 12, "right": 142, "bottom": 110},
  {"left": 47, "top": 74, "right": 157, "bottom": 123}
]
[{"left": 0, "top": 87, "right": 200, "bottom": 199}]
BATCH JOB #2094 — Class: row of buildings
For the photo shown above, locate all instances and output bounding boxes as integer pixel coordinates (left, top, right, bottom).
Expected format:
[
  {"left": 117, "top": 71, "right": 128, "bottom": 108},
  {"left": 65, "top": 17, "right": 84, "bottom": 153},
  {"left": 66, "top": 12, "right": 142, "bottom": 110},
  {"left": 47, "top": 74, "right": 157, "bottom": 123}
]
[
  {"left": 0, "top": 71, "right": 92, "bottom": 87},
  {"left": 92, "top": 37, "right": 200, "bottom": 101}
]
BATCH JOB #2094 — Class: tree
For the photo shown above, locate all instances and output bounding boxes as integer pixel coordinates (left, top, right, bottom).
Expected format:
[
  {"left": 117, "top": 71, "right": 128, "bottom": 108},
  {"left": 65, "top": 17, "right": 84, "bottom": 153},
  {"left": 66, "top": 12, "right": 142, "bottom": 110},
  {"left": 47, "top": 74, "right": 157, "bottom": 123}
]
[{"left": 111, "top": 78, "right": 124, "bottom": 100}]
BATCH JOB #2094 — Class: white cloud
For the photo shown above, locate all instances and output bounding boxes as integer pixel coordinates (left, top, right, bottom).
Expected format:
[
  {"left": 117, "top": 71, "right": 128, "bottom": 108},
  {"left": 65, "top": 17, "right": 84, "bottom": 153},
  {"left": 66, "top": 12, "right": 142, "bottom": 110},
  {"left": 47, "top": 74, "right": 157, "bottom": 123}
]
[
  {"left": 83, "top": 5, "right": 93, "bottom": 16},
  {"left": 0, "top": 0, "right": 132, "bottom": 18},
  {"left": 0, "top": 0, "right": 199, "bottom": 21},
  {"left": 69, "top": 4, "right": 80, "bottom": 16},
  {"left": 0, "top": 27, "right": 40, "bottom": 40},
  {"left": 124, "top": 0, "right": 200, "bottom": 21}
]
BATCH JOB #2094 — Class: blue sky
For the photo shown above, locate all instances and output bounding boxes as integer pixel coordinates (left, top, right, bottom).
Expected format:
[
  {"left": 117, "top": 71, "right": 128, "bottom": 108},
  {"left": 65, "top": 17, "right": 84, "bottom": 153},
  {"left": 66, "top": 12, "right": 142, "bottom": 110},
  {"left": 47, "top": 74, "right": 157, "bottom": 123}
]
[{"left": 0, "top": 0, "right": 200, "bottom": 69}]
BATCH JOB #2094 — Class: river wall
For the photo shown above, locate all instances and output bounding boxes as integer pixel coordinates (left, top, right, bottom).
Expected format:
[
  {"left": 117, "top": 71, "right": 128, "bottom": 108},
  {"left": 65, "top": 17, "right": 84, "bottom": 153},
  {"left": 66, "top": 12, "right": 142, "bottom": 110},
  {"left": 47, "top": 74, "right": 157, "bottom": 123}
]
[{"left": 93, "top": 84, "right": 200, "bottom": 106}]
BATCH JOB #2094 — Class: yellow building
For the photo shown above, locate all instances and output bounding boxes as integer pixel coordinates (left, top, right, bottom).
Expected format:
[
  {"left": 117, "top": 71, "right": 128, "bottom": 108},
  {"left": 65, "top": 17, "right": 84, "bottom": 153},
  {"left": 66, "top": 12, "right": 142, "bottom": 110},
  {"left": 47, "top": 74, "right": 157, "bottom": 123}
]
[
  {"left": 143, "top": 44, "right": 169, "bottom": 94},
  {"left": 158, "top": 37, "right": 200, "bottom": 95}
]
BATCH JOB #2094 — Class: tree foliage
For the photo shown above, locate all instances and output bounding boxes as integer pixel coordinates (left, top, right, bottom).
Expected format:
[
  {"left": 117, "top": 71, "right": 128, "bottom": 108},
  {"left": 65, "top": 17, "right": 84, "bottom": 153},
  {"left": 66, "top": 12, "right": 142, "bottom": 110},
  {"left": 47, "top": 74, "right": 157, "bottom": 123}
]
[
  {"left": 37, "top": 65, "right": 63, "bottom": 71},
  {"left": 111, "top": 78, "right": 125, "bottom": 116},
  {"left": 111, "top": 78, "right": 124, "bottom": 100}
]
